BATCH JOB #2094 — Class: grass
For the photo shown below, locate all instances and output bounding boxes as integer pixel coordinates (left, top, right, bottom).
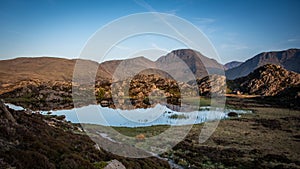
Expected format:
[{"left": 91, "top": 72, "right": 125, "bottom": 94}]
[
  {"left": 182, "top": 97, "right": 212, "bottom": 107},
  {"left": 164, "top": 99, "right": 300, "bottom": 168},
  {"left": 81, "top": 97, "right": 300, "bottom": 168},
  {"left": 83, "top": 124, "right": 170, "bottom": 138},
  {"left": 169, "top": 114, "right": 188, "bottom": 119}
]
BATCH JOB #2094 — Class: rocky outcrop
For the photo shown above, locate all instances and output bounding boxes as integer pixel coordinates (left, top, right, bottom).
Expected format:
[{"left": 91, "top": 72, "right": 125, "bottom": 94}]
[
  {"left": 96, "top": 74, "right": 196, "bottom": 109},
  {"left": 190, "top": 74, "right": 226, "bottom": 96},
  {"left": 104, "top": 160, "right": 126, "bottom": 169},
  {"left": 97, "top": 73, "right": 226, "bottom": 109},
  {"left": 0, "top": 80, "right": 73, "bottom": 110},
  {"left": 0, "top": 99, "right": 16, "bottom": 124},
  {"left": 228, "top": 64, "right": 300, "bottom": 96},
  {"left": 1, "top": 72, "right": 227, "bottom": 110}
]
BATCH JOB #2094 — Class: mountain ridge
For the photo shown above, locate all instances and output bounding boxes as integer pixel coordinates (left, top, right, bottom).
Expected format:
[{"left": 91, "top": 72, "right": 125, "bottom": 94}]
[
  {"left": 0, "top": 49, "right": 224, "bottom": 84},
  {"left": 224, "top": 61, "right": 242, "bottom": 70},
  {"left": 225, "top": 48, "right": 300, "bottom": 79},
  {"left": 1, "top": 48, "right": 299, "bottom": 87}
]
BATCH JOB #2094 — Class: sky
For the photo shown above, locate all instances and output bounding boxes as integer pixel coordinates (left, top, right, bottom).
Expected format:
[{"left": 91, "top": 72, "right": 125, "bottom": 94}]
[{"left": 0, "top": 0, "right": 300, "bottom": 64}]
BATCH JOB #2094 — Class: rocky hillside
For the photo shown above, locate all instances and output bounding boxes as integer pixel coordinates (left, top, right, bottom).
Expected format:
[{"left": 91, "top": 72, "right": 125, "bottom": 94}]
[
  {"left": 228, "top": 64, "right": 300, "bottom": 96},
  {"left": 224, "top": 61, "right": 242, "bottom": 70},
  {"left": 226, "top": 48, "right": 300, "bottom": 79},
  {"left": 188, "top": 74, "right": 226, "bottom": 96},
  {"left": 96, "top": 73, "right": 226, "bottom": 110},
  {"left": 0, "top": 80, "right": 73, "bottom": 110},
  {"left": 0, "top": 100, "right": 170, "bottom": 169}
]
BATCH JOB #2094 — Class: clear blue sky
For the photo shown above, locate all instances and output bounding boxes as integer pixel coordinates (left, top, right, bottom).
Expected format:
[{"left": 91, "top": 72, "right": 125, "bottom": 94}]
[{"left": 1, "top": 0, "right": 300, "bottom": 64}]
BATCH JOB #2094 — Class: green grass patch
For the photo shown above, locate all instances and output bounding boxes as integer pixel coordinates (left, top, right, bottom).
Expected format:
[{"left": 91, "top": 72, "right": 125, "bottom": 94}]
[
  {"left": 169, "top": 114, "right": 188, "bottom": 119},
  {"left": 183, "top": 97, "right": 211, "bottom": 107}
]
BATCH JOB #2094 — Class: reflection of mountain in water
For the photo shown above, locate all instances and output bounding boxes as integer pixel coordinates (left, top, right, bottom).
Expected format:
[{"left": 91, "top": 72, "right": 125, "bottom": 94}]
[{"left": 6, "top": 103, "right": 251, "bottom": 127}]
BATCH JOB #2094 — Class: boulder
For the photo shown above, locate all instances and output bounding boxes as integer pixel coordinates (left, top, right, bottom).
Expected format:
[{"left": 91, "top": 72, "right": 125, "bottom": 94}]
[
  {"left": 228, "top": 112, "right": 238, "bottom": 117},
  {"left": 104, "top": 159, "right": 126, "bottom": 169}
]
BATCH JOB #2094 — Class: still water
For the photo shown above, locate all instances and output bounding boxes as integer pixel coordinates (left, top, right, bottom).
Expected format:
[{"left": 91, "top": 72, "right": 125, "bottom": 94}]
[{"left": 5, "top": 103, "right": 251, "bottom": 127}]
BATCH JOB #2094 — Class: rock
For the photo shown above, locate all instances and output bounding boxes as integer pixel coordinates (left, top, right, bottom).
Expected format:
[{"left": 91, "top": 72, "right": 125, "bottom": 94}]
[
  {"left": 118, "top": 91, "right": 124, "bottom": 97},
  {"left": 137, "top": 92, "right": 144, "bottom": 99},
  {"left": 135, "top": 134, "right": 145, "bottom": 141},
  {"left": 0, "top": 99, "right": 17, "bottom": 124},
  {"left": 104, "top": 91, "right": 111, "bottom": 98},
  {"left": 100, "top": 100, "right": 109, "bottom": 107},
  {"left": 104, "top": 159, "right": 126, "bottom": 169},
  {"left": 228, "top": 112, "right": 238, "bottom": 117}
]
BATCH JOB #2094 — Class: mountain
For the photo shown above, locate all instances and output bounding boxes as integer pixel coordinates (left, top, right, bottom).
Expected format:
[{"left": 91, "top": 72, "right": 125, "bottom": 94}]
[
  {"left": 100, "top": 49, "right": 224, "bottom": 82},
  {"left": 228, "top": 64, "right": 300, "bottom": 96},
  {"left": 0, "top": 49, "right": 224, "bottom": 84},
  {"left": 102, "top": 56, "right": 156, "bottom": 81},
  {"left": 98, "top": 59, "right": 122, "bottom": 79},
  {"left": 155, "top": 49, "right": 224, "bottom": 81},
  {"left": 225, "top": 49, "right": 300, "bottom": 80},
  {"left": 224, "top": 61, "right": 242, "bottom": 70},
  {"left": 0, "top": 57, "right": 75, "bottom": 84},
  {"left": 0, "top": 57, "right": 112, "bottom": 84}
]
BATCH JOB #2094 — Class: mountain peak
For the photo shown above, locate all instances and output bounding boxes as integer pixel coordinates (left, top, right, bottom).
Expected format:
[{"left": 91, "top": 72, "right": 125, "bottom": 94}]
[{"left": 156, "top": 49, "right": 224, "bottom": 79}]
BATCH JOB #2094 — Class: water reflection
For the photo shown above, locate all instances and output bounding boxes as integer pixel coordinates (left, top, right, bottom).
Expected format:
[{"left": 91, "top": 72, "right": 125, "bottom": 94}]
[{"left": 5, "top": 103, "right": 251, "bottom": 127}]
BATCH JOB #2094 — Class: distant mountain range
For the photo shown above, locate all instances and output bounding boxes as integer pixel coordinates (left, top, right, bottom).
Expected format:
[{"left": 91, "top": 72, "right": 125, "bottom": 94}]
[
  {"left": 225, "top": 48, "right": 300, "bottom": 79},
  {"left": 224, "top": 61, "right": 242, "bottom": 70},
  {"left": 0, "top": 49, "right": 224, "bottom": 85},
  {"left": 0, "top": 48, "right": 299, "bottom": 86}
]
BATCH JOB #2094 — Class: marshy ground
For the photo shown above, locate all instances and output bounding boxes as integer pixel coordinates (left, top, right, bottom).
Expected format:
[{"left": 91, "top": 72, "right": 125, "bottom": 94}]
[
  {"left": 86, "top": 96, "right": 300, "bottom": 168},
  {"left": 161, "top": 97, "right": 300, "bottom": 168}
]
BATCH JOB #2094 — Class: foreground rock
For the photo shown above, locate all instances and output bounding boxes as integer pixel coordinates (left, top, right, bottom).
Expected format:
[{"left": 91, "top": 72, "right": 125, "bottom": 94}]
[
  {"left": 0, "top": 100, "right": 170, "bottom": 169},
  {"left": 104, "top": 160, "right": 126, "bottom": 169}
]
